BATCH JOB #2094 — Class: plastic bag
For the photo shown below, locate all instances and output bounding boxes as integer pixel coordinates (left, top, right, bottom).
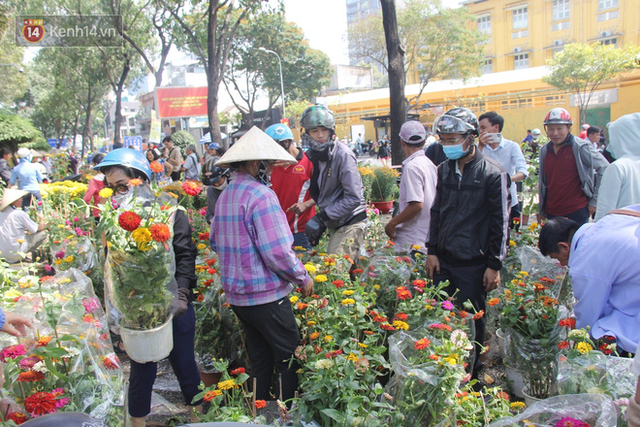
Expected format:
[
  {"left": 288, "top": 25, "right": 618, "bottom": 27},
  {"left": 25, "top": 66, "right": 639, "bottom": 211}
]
[
  {"left": 558, "top": 351, "right": 636, "bottom": 399},
  {"left": 50, "top": 236, "right": 98, "bottom": 274},
  {"left": 362, "top": 255, "right": 414, "bottom": 316},
  {"left": 486, "top": 393, "right": 617, "bottom": 427}
]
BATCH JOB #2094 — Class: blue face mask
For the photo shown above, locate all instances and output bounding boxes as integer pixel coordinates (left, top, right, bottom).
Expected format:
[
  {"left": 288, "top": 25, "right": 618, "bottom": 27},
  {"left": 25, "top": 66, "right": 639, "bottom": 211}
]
[{"left": 442, "top": 143, "right": 468, "bottom": 160}]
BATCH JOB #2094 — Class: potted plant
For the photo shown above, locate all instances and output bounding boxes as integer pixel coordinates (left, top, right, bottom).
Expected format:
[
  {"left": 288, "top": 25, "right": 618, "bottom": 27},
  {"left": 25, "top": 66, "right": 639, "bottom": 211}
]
[{"left": 369, "top": 166, "right": 399, "bottom": 214}]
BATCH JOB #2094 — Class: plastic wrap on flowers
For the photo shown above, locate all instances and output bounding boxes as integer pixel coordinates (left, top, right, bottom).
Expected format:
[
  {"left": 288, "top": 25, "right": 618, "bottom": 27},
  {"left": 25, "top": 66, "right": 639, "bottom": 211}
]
[
  {"left": 50, "top": 236, "right": 98, "bottom": 273},
  {"left": 362, "top": 255, "right": 414, "bottom": 316},
  {"left": 385, "top": 325, "right": 474, "bottom": 425},
  {"left": 485, "top": 393, "right": 617, "bottom": 427},
  {"left": 515, "top": 246, "right": 567, "bottom": 298},
  {"left": 104, "top": 241, "right": 177, "bottom": 331}
]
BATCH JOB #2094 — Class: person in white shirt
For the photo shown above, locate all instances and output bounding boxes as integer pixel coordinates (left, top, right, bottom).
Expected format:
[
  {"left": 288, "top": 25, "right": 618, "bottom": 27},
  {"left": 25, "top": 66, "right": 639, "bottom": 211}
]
[
  {"left": 478, "top": 111, "right": 528, "bottom": 229},
  {"left": 0, "top": 189, "right": 46, "bottom": 263},
  {"left": 181, "top": 144, "right": 201, "bottom": 181}
]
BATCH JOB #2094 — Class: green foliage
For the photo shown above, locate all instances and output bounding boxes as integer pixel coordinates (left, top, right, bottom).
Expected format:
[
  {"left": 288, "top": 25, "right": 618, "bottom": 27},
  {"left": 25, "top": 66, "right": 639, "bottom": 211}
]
[
  {"left": 0, "top": 113, "right": 42, "bottom": 149},
  {"left": 543, "top": 43, "right": 640, "bottom": 124},
  {"left": 170, "top": 130, "right": 195, "bottom": 153},
  {"left": 369, "top": 166, "right": 399, "bottom": 202},
  {"left": 24, "top": 136, "right": 52, "bottom": 152}
]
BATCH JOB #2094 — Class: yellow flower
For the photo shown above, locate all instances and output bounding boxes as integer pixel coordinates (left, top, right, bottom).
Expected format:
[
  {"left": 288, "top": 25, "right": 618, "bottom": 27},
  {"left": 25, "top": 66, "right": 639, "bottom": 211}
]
[
  {"left": 54, "top": 259, "right": 63, "bottom": 265},
  {"left": 392, "top": 320, "right": 409, "bottom": 330},
  {"left": 197, "top": 243, "right": 206, "bottom": 250},
  {"left": 346, "top": 352, "right": 358, "bottom": 362},
  {"left": 65, "top": 256, "right": 74, "bottom": 263},
  {"left": 131, "top": 227, "right": 152, "bottom": 251},
  {"left": 425, "top": 304, "right": 434, "bottom": 310},
  {"left": 412, "top": 244, "right": 421, "bottom": 250},
  {"left": 289, "top": 295, "right": 299, "bottom": 303},
  {"left": 576, "top": 342, "right": 593, "bottom": 354},
  {"left": 444, "top": 357, "right": 457, "bottom": 365},
  {"left": 99, "top": 188, "right": 114, "bottom": 198},
  {"left": 217, "top": 379, "right": 236, "bottom": 390},
  {"left": 509, "top": 240, "right": 516, "bottom": 247},
  {"left": 528, "top": 222, "right": 538, "bottom": 231},
  {"left": 324, "top": 335, "right": 333, "bottom": 342},
  {"left": 341, "top": 298, "right": 356, "bottom": 306},
  {"left": 342, "top": 290, "right": 354, "bottom": 296},
  {"left": 304, "top": 263, "right": 317, "bottom": 273},
  {"left": 358, "top": 343, "right": 368, "bottom": 348},
  {"left": 57, "top": 278, "right": 72, "bottom": 284},
  {"left": 15, "top": 239, "right": 26, "bottom": 244},
  {"left": 5, "top": 289, "right": 22, "bottom": 299},
  {"left": 519, "top": 271, "right": 529, "bottom": 277},
  {"left": 307, "top": 321, "right": 316, "bottom": 326},
  {"left": 373, "top": 284, "right": 380, "bottom": 290},
  {"left": 315, "top": 274, "right": 327, "bottom": 282},
  {"left": 510, "top": 401, "right": 526, "bottom": 409}
]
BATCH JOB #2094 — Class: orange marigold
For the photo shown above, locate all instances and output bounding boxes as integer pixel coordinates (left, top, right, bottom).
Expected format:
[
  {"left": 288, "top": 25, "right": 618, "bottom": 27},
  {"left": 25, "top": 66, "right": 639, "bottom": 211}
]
[
  {"left": 149, "top": 223, "right": 171, "bottom": 243},
  {"left": 150, "top": 161, "right": 164, "bottom": 173},
  {"left": 472, "top": 310, "right": 485, "bottom": 320},
  {"left": 36, "top": 336, "right": 52, "bottom": 347},
  {"left": 255, "top": 399, "right": 267, "bottom": 409},
  {"left": 203, "top": 390, "right": 222, "bottom": 402},
  {"left": 182, "top": 181, "right": 202, "bottom": 196},
  {"left": 487, "top": 298, "right": 500, "bottom": 306},
  {"left": 129, "top": 178, "right": 143, "bottom": 187}
]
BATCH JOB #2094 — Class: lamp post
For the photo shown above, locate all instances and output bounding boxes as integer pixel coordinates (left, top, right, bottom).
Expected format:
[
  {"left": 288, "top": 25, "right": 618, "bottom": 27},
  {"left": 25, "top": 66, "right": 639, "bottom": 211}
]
[{"left": 258, "top": 47, "right": 286, "bottom": 121}]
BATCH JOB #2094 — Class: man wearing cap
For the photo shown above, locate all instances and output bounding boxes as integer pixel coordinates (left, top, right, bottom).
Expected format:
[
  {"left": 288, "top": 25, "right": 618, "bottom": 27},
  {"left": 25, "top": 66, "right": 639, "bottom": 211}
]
[
  {"left": 384, "top": 121, "right": 437, "bottom": 255},
  {"left": 10, "top": 148, "right": 43, "bottom": 210},
  {"left": 0, "top": 189, "right": 46, "bottom": 263},
  {"left": 210, "top": 127, "right": 314, "bottom": 404},
  {"left": 204, "top": 143, "right": 221, "bottom": 163}
]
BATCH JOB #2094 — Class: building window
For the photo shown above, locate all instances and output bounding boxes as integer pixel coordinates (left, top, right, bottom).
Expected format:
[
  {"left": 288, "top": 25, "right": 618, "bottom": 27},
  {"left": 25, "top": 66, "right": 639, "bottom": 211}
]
[
  {"left": 129, "top": 117, "right": 135, "bottom": 126},
  {"left": 552, "top": 0, "right": 570, "bottom": 21},
  {"left": 513, "top": 7, "right": 528, "bottom": 29},
  {"left": 601, "top": 37, "right": 617, "bottom": 47},
  {"left": 512, "top": 30, "right": 529, "bottom": 39},
  {"left": 551, "top": 21, "right": 571, "bottom": 31},
  {"left": 483, "top": 59, "right": 493, "bottom": 74},
  {"left": 477, "top": 16, "right": 491, "bottom": 35},
  {"left": 598, "top": 0, "right": 618, "bottom": 10},
  {"left": 514, "top": 53, "right": 529, "bottom": 70},
  {"left": 597, "top": 10, "right": 619, "bottom": 21}
]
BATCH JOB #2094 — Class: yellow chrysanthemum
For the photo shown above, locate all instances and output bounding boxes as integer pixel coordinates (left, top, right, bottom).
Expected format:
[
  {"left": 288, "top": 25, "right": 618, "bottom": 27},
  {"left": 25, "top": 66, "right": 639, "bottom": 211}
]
[
  {"left": 509, "top": 240, "right": 516, "bottom": 247},
  {"left": 197, "top": 243, "right": 206, "bottom": 250},
  {"left": 217, "top": 379, "right": 236, "bottom": 390},
  {"left": 358, "top": 343, "right": 368, "bottom": 348},
  {"left": 510, "top": 401, "right": 526, "bottom": 409},
  {"left": 341, "top": 298, "right": 356, "bottom": 306},
  {"left": 346, "top": 352, "right": 359, "bottom": 362},
  {"left": 65, "top": 256, "right": 74, "bottom": 263},
  {"left": 519, "top": 271, "right": 529, "bottom": 277},
  {"left": 99, "top": 188, "right": 114, "bottom": 198},
  {"left": 304, "top": 263, "right": 317, "bottom": 273},
  {"left": 576, "top": 342, "right": 593, "bottom": 354},
  {"left": 342, "top": 290, "right": 354, "bottom": 296},
  {"left": 324, "top": 335, "right": 333, "bottom": 342},
  {"left": 131, "top": 227, "right": 152, "bottom": 251},
  {"left": 373, "top": 284, "right": 380, "bottom": 290},
  {"left": 392, "top": 320, "right": 409, "bottom": 330},
  {"left": 315, "top": 274, "right": 327, "bottom": 282},
  {"left": 444, "top": 357, "right": 457, "bottom": 365},
  {"left": 307, "top": 321, "right": 316, "bottom": 326},
  {"left": 54, "top": 259, "right": 63, "bottom": 265},
  {"left": 289, "top": 295, "right": 299, "bottom": 303}
]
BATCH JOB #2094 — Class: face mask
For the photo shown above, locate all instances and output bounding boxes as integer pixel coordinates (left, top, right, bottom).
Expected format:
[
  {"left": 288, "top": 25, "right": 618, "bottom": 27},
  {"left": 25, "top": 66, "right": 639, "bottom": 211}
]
[
  {"left": 215, "top": 179, "right": 228, "bottom": 191},
  {"left": 442, "top": 143, "right": 468, "bottom": 160},
  {"left": 256, "top": 161, "right": 271, "bottom": 186},
  {"left": 112, "top": 187, "right": 133, "bottom": 206}
]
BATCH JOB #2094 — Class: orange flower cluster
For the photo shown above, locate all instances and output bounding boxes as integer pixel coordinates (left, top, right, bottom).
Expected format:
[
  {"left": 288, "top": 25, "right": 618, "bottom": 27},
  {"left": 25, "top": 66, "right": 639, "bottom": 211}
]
[
  {"left": 149, "top": 223, "right": 171, "bottom": 243},
  {"left": 118, "top": 211, "right": 141, "bottom": 231},
  {"left": 414, "top": 338, "right": 431, "bottom": 350},
  {"left": 182, "top": 181, "right": 202, "bottom": 196}
]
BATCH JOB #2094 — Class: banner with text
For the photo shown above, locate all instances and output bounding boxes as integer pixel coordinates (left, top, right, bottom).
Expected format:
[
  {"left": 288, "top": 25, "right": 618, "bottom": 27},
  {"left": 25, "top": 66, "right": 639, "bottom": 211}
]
[{"left": 156, "top": 87, "right": 208, "bottom": 119}]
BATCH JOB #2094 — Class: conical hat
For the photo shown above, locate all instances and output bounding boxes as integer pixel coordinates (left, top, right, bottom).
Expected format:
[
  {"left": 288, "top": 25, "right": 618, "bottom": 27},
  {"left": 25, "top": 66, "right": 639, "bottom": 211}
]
[
  {"left": 0, "top": 189, "right": 28, "bottom": 211},
  {"left": 215, "top": 126, "right": 297, "bottom": 168}
]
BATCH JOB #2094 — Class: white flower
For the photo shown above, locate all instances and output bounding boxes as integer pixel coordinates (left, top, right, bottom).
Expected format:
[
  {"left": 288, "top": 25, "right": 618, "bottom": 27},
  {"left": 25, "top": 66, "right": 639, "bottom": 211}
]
[
  {"left": 61, "top": 347, "right": 81, "bottom": 359},
  {"left": 314, "top": 359, "right": 334, "bottom": 370},
  {"left": 451, "top": 329, "right": 473, "bottom": 350},
  {"left": 568, "top": 329, "right": 589, "bottom": 340},
  {"left": 33, "top": 361, "right": 48, "bottom": 373}
]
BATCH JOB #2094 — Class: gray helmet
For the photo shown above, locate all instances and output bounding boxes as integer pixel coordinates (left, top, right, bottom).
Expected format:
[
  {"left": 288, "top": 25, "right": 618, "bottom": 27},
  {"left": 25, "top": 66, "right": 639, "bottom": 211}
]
[
  {"left": 434, "top": 107, "right": 479, "bottom": 137},
  {"left": 300, "top": 105, "right": 335, "bottom": 131}
]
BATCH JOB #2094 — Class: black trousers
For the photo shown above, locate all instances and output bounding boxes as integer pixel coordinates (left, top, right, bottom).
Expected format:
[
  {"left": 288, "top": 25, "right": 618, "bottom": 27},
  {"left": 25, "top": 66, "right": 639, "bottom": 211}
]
[
  {"left": 232, "top": 297, "right": 301, "bottom": 402},
  {"left": 433, "top": 259, "right": 487, "bottom": 374},
  {"left": 128, "top": 304, "right": 202, "bottom": 417}
]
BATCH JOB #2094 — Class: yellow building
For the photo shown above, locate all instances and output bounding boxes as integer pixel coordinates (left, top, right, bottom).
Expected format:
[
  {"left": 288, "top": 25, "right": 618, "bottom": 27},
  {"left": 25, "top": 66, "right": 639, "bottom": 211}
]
[{"left": 326, "top": 0, "right": 640, "bottom": 143}]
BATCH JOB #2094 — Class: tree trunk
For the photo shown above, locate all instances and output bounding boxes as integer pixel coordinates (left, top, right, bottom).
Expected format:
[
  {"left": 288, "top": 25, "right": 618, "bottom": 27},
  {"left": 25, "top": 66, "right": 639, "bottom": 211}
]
[
  {"left": 113, "top": 57, "right": 131, "bottom": 149},
  {"left": 380, "top": 0, "right": 406, "bottom": 166},
  {"left": 82, "top": 88, "right": 93, "bottom": 160},
  {"left": 206, "top": 1, "right": 223, "bottom": 147},
  {"left": 69, "top": 114, "right": 80, "bottom": 150}
]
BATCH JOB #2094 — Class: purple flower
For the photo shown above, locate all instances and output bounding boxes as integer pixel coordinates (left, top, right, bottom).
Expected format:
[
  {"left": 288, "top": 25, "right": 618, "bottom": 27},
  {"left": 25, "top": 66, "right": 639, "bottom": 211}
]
[
  {"left": 54, "top": 251, "right": 65, "bottom": 259},
  {"left": 442, "top": 300, "right": 455, "bottom": 310},
  {"left": 44, "top": 264, "right": 52, "bottom": 271}
]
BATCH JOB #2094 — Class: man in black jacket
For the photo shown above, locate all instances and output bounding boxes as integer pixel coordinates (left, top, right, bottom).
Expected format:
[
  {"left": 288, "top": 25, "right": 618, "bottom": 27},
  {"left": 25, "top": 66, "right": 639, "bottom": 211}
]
[{"left": 425, "top": 107, "right": 510, "bottom": 377}]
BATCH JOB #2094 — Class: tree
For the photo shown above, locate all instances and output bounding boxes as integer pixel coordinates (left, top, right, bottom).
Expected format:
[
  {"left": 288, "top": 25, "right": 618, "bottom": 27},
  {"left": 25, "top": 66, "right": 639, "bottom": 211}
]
[
  {"left": 0, "top": 114, "right": 42, "bottom": 152},
  {"left": 349, "top": 0, "right": 485, "bottom": 110},
  {"left": 224, "top": 10, "right": 331, "bottom": 128},
  {"left": 165, "top": 0, "right": 263, "bottom": 146},
  {"left": 0, "top": 4, "right": 26, "bottom": 106},
  {"left": 543, "top": 43, "right": 640, "bottom": 126},
  {"left": 380, "top": 0, "right": 405, "bottom": 165}
]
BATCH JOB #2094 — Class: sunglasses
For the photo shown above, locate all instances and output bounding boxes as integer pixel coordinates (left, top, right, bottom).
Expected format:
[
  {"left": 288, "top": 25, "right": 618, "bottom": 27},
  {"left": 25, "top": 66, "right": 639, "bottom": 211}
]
[{"left": 104, "top": 181, "right": 129, "bottom": 195}]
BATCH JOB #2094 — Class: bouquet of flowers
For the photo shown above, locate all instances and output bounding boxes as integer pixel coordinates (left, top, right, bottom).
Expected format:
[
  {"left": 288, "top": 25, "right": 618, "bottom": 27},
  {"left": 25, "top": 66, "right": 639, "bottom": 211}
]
[{"left": 99, "top": 182, "right": 179, "bottom": 331}]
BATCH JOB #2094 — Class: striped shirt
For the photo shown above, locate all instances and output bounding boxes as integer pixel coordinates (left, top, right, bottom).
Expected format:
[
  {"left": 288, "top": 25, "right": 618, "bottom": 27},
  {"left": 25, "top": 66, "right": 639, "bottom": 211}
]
[{"left": 210, "top": 172, "right": 310, "bottom": 306}]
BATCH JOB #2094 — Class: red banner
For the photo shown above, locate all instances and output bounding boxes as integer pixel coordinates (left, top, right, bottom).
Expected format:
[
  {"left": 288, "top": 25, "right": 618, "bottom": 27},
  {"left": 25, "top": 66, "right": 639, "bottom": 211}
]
[{"left": 156, "top": 87, "right": 208, "bottom": 118}]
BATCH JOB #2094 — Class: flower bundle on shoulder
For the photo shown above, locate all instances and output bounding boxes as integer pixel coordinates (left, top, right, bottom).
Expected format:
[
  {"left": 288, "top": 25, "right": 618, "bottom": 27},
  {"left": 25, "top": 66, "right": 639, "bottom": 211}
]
[{"left": 98, "top": 182, "right": 181, "bottom": 331}]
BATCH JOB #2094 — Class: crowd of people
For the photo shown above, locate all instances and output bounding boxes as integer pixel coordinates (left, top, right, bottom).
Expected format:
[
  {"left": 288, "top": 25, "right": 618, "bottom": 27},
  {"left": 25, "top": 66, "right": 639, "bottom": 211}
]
[{"left": 1, "top": 104, "right": 640, "bottom": 426}]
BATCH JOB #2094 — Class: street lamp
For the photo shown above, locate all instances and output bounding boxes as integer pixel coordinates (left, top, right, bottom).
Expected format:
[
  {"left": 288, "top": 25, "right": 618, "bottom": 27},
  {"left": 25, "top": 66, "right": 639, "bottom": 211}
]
[{"left": 258, "top": 47, "right": 286, "bottom": 121}]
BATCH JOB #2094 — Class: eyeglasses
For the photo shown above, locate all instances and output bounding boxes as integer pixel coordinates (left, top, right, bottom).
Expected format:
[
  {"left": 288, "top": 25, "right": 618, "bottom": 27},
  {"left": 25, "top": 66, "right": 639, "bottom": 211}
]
[
  {"left": 439, "top": 135, "right": 467, "bottom": 145},
  {"left": 105, "top": 182, "right": 129, "bottom": 194}
]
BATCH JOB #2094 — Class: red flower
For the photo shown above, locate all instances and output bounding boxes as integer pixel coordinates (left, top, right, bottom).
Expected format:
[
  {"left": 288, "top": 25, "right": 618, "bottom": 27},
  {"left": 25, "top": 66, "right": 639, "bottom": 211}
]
[
  {"left": 325, "top": 349, "right": 343, "bottom": 358},
  {"left": 206, "top": 258, "right": 217, "bottom": 266},
  {"left": 102, "top": 355, "right": 120, "bottom": 370},
  {"left": 459, "top": 310, "right": 470, "bottom": 319},
  {"left": 472, "top": 310, "right": 485, "bottom": 320},
  {"left": 380, "top": 323, "right": 395, "bottom": 331},
  {"left": 6, "top": 412, "right": 28, "bottom": 425},
  {"left": 198, "top": 232, "right": 209, "bottom": 241},
  {"left": 17, "top": 371, "right": 45, "bottom": 382},
  {"left": 599, "top": 344, "right": 614, "bottom": 355},
  {"left": 413, "top": 279, "right": 426, "bottom": 289},
  {"left": 333, "top": 280, "right": 344, "bottom": 288},
  {"left": 182, "top": 181, "right": 202, "bottom": 196},
  {"left": 150, "top": 161, "right": 164, "bottom": 173},
  {"left": 396, "top": 286, "right": 412, "bottom": 300},
  {"left": 363, "top": 330, "right": 374, "bottom": 335},
  {"left": 118, "top": 211, "right": 141, "bottom": 231},
  {"left": 149, "top": 223, "right": 171, "bottom": 243},
  {"left": 207, "top": 268, "right": 217, "bottom": 275},
  {"left": 24, "top": 392, "right": 57, "bottom": 416},
  {"left": 196, "top": 293, "right": 205, "bottom": 302},
  {"left": 414, "top": 338, "right": 431, "bottom": 350},
  {"left": 394, "top": 312, "right": 408, "bottom": 321},
  {"left": 352, "top": 268, "right": 363, "bottom": 274},
  {"left": 558, "top": 341, "right": 570, "bottom": 350},
  {"left": 230, "top": 367, "right": 246, "bottom": 376},
  {"left": 255, "top": 399, "right": 267, "bottom": 409},
  {"left": 558, "top": 318, "right": 576, "bottom": 329}
]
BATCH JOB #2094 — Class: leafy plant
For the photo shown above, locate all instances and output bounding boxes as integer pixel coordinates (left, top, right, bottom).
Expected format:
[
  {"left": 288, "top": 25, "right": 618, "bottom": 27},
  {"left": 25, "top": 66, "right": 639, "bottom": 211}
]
[{"left": 369, "top": 166, "right": 399, "bottom": 202}]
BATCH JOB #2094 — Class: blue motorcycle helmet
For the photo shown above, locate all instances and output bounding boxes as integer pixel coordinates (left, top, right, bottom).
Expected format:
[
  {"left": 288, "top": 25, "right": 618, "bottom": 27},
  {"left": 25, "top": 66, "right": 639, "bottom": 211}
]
[
  {"left": 95, "top": 148, "right": 152, "bottom": 181},
  {"left": 265, "top": 123, "right": 294, "bottom": 143}
]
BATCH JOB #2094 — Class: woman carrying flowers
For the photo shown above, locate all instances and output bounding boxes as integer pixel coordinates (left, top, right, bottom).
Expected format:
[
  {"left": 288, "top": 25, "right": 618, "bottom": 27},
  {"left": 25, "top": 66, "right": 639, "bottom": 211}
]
[
  {"left": 96, "top": 149, "right": 202, "bottom": 427},
  {"left": 210, "top": 127, "right": 314, "bottom": 405}
]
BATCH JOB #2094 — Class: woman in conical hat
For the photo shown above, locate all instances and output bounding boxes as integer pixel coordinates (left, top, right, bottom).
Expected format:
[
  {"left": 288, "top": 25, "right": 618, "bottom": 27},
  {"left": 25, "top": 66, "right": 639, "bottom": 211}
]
[{"left": 0, "top": 188, "right": 46, "bottom": 263}]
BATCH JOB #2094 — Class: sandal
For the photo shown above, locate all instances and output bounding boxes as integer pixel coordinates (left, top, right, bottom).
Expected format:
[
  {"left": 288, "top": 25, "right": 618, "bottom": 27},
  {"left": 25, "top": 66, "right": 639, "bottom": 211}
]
[{"left": 113, "top": 339, "right": 127, "bottom": 355}]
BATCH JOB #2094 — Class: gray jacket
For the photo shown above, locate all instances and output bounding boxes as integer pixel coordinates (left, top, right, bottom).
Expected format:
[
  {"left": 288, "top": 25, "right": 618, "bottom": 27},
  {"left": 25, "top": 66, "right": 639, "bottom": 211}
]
[
  {"left": 310, "top": 141, "right": 366, "bottom": 229},
  {"left": 538, "top": 134, "right": 609, "bottom": 217}
]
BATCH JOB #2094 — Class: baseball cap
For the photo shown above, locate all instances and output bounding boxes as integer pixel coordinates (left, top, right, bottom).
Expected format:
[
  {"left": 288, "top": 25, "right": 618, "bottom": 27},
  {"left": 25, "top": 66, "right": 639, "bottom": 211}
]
[
  {"left": 399, "top": 121, "right": 427, "bottom": 144},
  {"left": 208, "top": 143, "right": 221, "bottom": 150}
]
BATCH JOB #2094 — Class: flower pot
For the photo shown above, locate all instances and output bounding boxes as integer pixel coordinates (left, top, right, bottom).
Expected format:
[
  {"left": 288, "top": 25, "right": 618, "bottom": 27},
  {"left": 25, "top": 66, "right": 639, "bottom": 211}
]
[
  {"left": 504, "top": 365, "right": 526, "bottom": 399},
  {"left": 119, "top": 314, "right": 174, "bottom": 363},
  {"left": 199, "top": 371, "right": 222, "bottom": 388},
  {"left": 495, "top": 328, "right": 507, "bottom": 359},
  {"left": 521, "top": 385, "right": 542, "bottom": 407},
  {"left": 372, "top": 200, "right": 394, "bottom": 214}
]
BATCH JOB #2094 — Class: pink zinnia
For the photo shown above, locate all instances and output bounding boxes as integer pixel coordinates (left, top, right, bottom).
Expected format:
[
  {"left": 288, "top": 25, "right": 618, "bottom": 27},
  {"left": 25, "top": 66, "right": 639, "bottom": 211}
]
[
  {"left": 442, "top": 300, "right": 455, "bottom": 310},
  {"left": 82, "top": 298, "right": 101, "bottom": 314},
  {"left": 19, "top": 356, "right": 41, "bottom": 370},
  {"left": 0, "top": 344, "right": 27, "bottom": 362}
]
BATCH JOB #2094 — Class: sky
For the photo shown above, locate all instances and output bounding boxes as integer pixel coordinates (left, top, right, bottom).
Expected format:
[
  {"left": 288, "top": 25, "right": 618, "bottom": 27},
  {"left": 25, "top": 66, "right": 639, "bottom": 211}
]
[{"left": 282, "top": 0, "right": 463, "bottom": 65}]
